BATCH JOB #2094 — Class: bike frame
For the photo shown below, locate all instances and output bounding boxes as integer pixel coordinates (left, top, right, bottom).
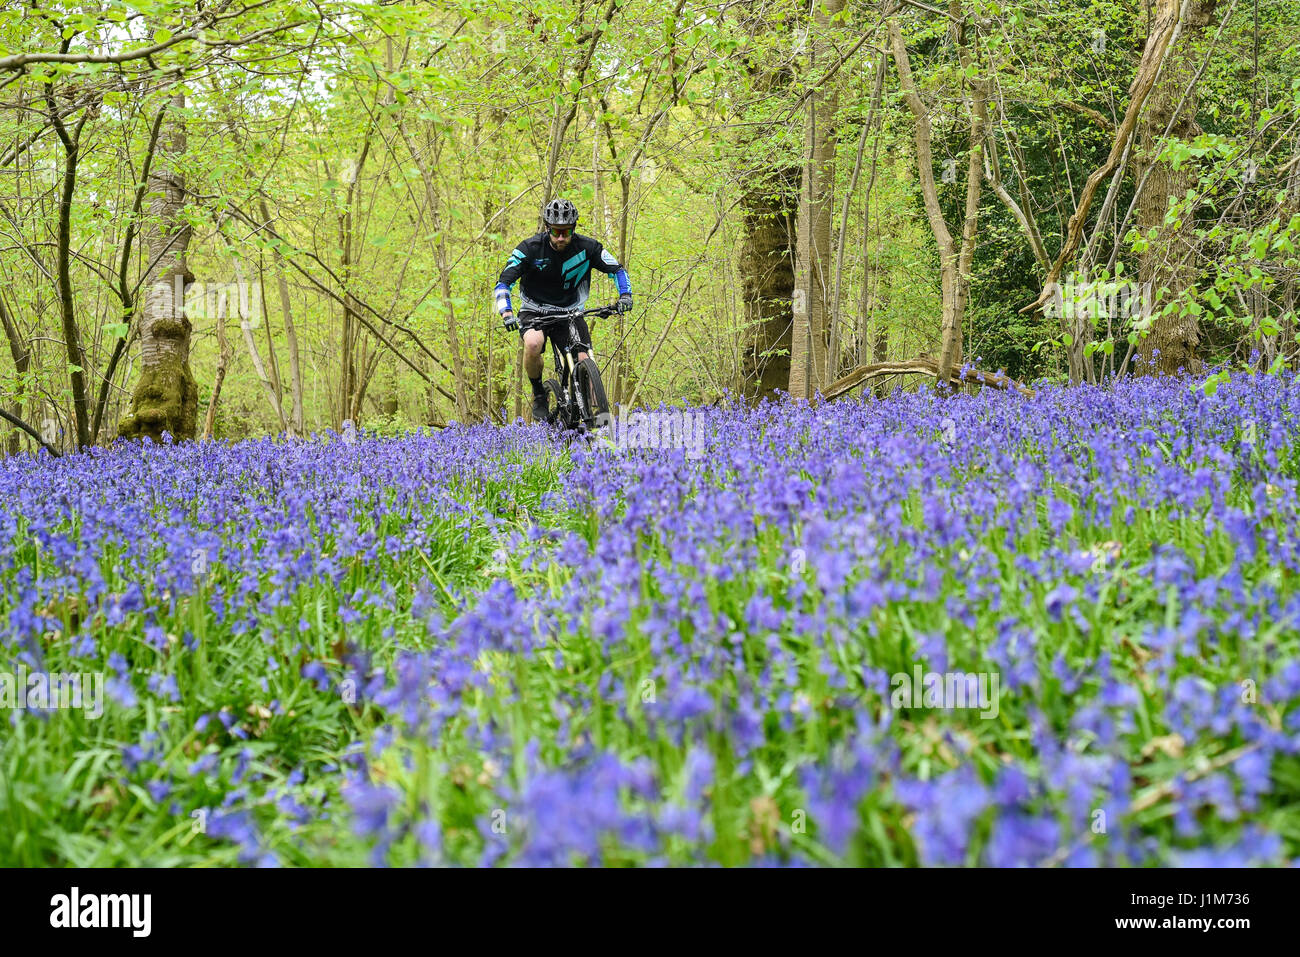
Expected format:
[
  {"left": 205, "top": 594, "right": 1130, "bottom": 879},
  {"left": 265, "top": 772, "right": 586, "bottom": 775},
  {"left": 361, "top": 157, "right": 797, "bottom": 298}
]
[{"left": 520, "top": 306, "right": 616, "bottom": 421}]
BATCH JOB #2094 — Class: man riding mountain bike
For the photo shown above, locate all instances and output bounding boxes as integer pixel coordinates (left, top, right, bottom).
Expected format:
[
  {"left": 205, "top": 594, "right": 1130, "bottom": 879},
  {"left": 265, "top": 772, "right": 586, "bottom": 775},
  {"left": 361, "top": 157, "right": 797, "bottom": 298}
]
[{"left": 495, "top": 198, "right": 632, "bottom": 423}]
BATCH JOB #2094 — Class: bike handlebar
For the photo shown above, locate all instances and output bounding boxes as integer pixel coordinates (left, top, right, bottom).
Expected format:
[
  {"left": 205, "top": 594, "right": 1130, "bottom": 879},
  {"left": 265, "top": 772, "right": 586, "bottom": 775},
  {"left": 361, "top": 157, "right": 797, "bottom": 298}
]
[{"left": 516, "top": 304, "right": 618, "bottom": 327}]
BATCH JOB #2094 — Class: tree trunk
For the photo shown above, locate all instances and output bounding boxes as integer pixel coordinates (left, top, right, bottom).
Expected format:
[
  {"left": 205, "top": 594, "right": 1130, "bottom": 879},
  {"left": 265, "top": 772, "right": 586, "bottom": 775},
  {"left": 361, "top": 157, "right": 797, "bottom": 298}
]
[
  {"left": 832, "top": 51, "right": 887, "bottom": 383},
  {"left": 738, "top": 42, "right": 799, "bottom": 403},
  {"left": 203, "top": 278, "right": 234, "bottom": 441},
  {"left": 613, "top": 172, "right": 631, "bottom": 406},
  {"left": 888, "top": 9, "right": 980, "bottom": 394},
  {"left": 430, "top": 143, "right": 470, "bottom": 420},
  {"left": 948, "top": 4, "right": 986, "bottom": 384},
  {"left": 260, "top": 197, "right": 304, "bottom": 435},
  {"left": 1135, "top": 0, "right": 1216, "bottom": 376},
  {"left": 45, "top": 85, "right": 93, "bottom": 449},
  {"left": 859, "top": 124, "right": 892, "bottom": 394},
  {"left": 1282, "top": 142, "right": 1300, "bottom": 369},
  {"left": 0, "top": 288, "right": 31, "bottom": 454},
  {"left": 219, "top": 227, "right": 287, "bottom": 430},
  {"left": 335, "top": 126, "right": 374, "bottom": 426},
  {"left": 739, "top": 164, "right": 798, "bottom": 402},
  {"left": 789, "top": 0, "right": 844, "bottom": 401},
  {"left": 119, "top": 91, "right": 198, "bottom": 444},
  {"left": 871, "top": 304, "right": 890, "bottom": 399}
]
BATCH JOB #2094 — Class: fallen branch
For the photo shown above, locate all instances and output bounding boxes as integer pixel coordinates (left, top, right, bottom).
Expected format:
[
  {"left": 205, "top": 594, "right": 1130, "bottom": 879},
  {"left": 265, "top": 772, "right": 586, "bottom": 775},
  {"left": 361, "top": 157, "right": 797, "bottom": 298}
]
[
  {"left": 0, "top": 408, "right": 61, "bottom": 456},
  {"left": 819, "top": 358, "right": 1035, "bottom": 401}
]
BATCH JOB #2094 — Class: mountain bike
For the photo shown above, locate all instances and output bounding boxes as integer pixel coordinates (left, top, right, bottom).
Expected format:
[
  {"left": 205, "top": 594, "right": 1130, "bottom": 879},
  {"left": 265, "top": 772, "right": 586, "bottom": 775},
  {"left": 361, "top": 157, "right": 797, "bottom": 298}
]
[{"left": 519, "top": 304, "right": 615, "bottom": 434}]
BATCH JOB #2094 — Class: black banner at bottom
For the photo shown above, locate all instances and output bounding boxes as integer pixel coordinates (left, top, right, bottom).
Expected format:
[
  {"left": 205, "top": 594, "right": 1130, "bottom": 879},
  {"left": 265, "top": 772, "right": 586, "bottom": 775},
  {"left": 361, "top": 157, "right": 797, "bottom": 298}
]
[{"left": 0, "top": 865, "right": 1283, "bottom": 944}]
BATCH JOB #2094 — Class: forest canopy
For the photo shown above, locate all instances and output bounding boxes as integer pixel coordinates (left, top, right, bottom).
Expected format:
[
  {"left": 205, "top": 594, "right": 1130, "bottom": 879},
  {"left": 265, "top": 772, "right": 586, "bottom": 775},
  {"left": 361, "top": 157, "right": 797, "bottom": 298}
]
[{"left": 1, "top": 0, "right": 1298, "bottom": 450}]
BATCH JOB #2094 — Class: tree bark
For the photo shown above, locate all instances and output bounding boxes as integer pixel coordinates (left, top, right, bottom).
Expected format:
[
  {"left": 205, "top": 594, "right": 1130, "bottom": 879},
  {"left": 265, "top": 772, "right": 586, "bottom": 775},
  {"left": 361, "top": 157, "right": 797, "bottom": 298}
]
[
  {"left": 739, "top": 164, "right": 798, "bottom": 401},
  {"left": 119, "top": 91, "right": 198, "bottom": 444},
  {"left": 870, "top": 304, "right": 890, "bottom": 398},
  {"left": 832, "top": 50, "right": 887, "bottom": 384},
  {"left": 0, "top": 287, "right": 31, "bottom": 453},
  {"left": 790, "top": 0, "right": 845, "bottom": 401},
  {"left": 259, "top": 198, "right": 304, "bottom": 435},
  {"left": 1135, "top": 0, "right": 1217, "bottom": 376},
  {"left": 336, "top": 128, "right": 373, "bottom": 427},
  {"left": 215, "top": 225, "right": 286, "bottom": 430},
  {"left": 45, "top": 84, "right": 93, "bottom": 448},
  {"left": 822, "top": 357, "right": 1034, "bottom": 400},
  {"left": 1282, "top": 144, "right": 1300, "bottom": 369},
  {"left": 91, "top": 103, "right": 167, "bottom": 444},
  {"left": 949, "top": 3, "right": 987, "bottom": 385},
  {"left": 888, "top": 8, "right": 981, "bottom": 394},
  {"left": 1020, "top": 0, "right": 1186, "bottom": 318},
  {"left": 597, "top": 85, "right": 680, "bottom": 406},
  {"left": 202, "top": 274, "right": 235, "bottom": 441},
  {"left": 737, "top": 47, "right": 799, "bottom": 402}
]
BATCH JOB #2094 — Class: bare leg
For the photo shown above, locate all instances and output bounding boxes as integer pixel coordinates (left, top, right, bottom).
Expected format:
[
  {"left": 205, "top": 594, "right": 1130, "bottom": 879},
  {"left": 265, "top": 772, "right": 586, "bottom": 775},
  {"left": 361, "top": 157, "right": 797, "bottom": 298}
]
[{"left": 522, "top": 330, "right": 545, "bottom": 380}]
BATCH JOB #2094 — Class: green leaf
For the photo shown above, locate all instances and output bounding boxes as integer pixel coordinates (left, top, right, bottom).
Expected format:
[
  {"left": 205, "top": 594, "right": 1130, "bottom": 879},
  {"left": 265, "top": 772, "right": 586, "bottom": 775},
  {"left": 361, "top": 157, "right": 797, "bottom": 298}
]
[{"left": 104, "top": 323, "right": 129, "bottom": 340}]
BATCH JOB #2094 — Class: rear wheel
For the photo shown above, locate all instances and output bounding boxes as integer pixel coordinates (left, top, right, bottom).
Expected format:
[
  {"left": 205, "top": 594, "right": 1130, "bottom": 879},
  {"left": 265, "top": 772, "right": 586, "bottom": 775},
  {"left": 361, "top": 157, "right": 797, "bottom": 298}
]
[{"left": 574, "top": 357, "right": 610, "bottom": 431}]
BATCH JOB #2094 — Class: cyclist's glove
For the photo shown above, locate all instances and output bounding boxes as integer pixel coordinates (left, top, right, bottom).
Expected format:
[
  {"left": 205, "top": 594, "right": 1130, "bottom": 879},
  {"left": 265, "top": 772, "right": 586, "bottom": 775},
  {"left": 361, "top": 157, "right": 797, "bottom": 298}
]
[
  {"left": 502, "top": 312, "right": 519, "bottom": 332},
  {"left": 616, "top": 293, "right": 633, "bottom": 315}
]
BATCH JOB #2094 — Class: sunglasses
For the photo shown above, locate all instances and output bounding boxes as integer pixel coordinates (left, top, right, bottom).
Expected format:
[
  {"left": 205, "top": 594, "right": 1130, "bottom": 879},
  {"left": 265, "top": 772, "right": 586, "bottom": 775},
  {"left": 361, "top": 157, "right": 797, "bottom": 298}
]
[{"left": 548, "top": 226, "right": 573, "bottom": 238}]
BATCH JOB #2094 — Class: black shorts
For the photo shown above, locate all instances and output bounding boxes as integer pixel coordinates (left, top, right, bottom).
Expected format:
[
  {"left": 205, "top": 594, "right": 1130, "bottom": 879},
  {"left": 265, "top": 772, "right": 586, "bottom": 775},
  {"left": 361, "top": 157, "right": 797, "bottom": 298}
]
[{"left": 519, "top": 311, "right": 591, "bottom": 354}]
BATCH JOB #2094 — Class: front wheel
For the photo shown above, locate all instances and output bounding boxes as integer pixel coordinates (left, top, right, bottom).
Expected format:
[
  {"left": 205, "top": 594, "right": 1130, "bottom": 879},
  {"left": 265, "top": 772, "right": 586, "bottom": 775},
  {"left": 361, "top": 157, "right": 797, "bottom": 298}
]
[{"left": 573, "top": 357, "right": 610, "bottom": 432}]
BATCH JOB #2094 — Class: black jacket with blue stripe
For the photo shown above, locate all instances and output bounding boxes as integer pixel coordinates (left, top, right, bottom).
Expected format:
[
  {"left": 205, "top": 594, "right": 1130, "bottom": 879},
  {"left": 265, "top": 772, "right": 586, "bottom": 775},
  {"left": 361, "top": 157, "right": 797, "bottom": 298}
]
[{"left": 494, "top": 232, "right": 630, "bottom": 316}]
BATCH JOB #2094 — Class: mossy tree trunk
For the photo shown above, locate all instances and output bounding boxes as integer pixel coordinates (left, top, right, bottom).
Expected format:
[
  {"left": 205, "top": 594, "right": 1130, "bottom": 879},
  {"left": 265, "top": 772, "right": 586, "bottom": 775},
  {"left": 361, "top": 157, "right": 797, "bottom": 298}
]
[
  {"left": 1135, "top": 0, "right": 1217, "bottom": 377},
  {"left": 119, "top": 90, "right": 197, "bottom": 444},
  {"left": 740, "top": 166, "right": 798, "bottom": 402},
  {"left": 738, "top": 48, "right": 799, "bottom": 403}
]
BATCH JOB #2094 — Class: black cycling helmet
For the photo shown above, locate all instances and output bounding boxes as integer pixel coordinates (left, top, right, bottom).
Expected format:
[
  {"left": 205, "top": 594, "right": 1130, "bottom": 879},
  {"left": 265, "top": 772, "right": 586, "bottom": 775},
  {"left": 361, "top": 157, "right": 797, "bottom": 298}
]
[{"left": 542, "top": 198, "right": 579, "bottom": 227}]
